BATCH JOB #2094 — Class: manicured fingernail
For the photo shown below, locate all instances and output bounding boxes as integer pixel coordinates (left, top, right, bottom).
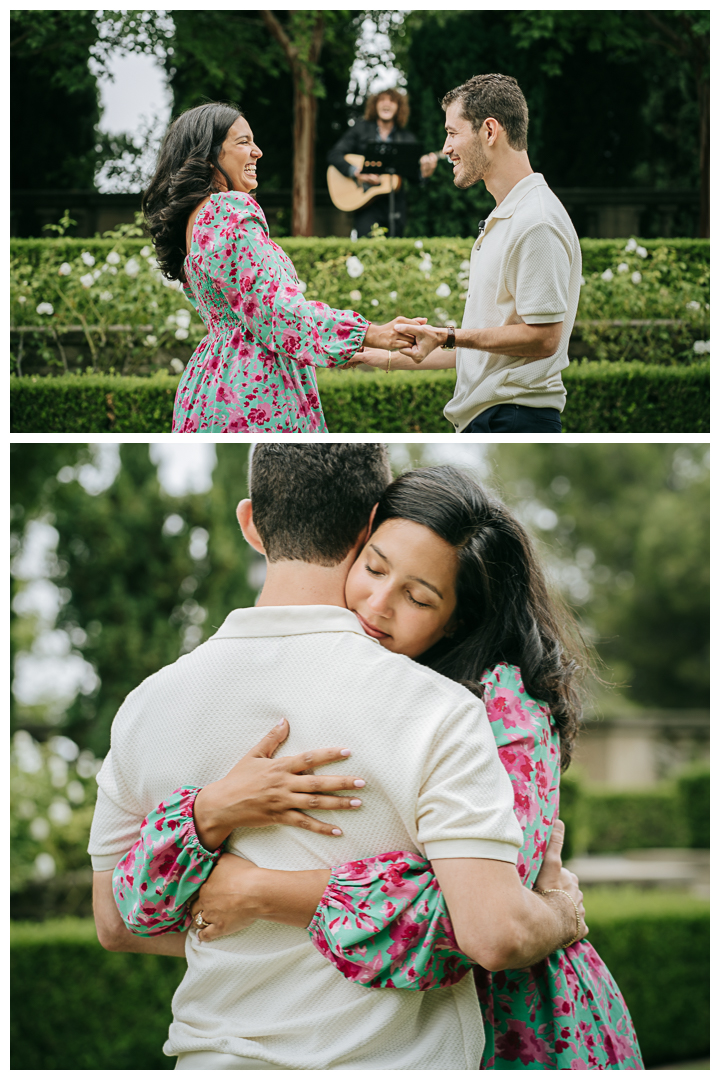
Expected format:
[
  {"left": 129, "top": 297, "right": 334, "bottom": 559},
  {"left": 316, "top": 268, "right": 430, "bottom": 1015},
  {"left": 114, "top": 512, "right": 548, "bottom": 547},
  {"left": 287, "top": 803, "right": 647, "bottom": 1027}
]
[
  {"left": 275, "top": 719, "right": 286, "bottom": 729},
  {"left": 331, "top": 828, "right": 343, "bottom": 836},
  {"left": 353, "top": 779, "right": 365, "bottom": 788},
  {"left": 350, "top": 799, "right": 362, "bottom": 807},
  {"left": 340, "top": 749, "right": 351, "bottom": 757}
]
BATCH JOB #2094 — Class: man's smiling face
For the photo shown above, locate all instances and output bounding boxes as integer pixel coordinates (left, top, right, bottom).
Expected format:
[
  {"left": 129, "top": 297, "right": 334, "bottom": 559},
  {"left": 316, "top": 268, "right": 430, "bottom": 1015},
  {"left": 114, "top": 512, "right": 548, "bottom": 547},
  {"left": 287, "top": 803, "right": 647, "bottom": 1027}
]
[{"left": 442, "top": 101, "right": 490, "bottom": 190}]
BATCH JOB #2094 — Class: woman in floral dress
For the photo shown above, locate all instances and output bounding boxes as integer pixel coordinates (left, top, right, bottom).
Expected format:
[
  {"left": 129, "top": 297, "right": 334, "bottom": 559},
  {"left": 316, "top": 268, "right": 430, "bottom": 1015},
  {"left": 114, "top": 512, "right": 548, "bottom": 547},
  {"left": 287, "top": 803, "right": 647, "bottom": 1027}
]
[
  {"left": 142, "top": 103, "right": 416, "bottom": 432},
  {"left": 112, "top": 467, "right": 643, "bottom": 1069}
]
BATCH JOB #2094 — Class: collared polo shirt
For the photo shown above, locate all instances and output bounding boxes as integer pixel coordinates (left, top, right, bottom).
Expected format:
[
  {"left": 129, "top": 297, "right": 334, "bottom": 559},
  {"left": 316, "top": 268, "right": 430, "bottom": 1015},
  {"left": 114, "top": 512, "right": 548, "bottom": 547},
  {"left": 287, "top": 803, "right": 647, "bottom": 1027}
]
[
  {"left": 89, "top": 604, "right": 521, "bottom": 1070},
  {"left": 445, "top": 173, "right": 582, "bottom": 432}
]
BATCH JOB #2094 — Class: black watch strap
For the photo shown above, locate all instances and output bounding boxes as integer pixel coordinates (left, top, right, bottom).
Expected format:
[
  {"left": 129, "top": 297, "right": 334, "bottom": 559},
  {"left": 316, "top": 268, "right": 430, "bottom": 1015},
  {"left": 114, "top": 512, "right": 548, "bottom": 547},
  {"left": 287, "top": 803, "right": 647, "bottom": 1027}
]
[{"left": 442, "top": 325, "right": 456, "bottom": 350}]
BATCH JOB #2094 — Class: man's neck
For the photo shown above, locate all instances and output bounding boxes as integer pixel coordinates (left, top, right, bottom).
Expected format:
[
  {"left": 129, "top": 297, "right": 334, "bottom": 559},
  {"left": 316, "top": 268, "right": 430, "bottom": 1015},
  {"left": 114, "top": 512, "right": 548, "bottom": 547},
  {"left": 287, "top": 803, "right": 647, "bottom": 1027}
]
[
  {"left": 254, "top": 559, "right": 350, "bottom": 610},
  {"left": 484, "top": 152, "right": 533, "bottom": 207}
]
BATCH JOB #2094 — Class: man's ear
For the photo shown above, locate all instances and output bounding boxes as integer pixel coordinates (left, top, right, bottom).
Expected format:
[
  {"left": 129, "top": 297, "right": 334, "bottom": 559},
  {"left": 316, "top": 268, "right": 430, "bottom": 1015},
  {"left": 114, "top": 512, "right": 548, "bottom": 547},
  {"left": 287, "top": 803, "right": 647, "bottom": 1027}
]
[{"left": 236, "top": 499, "right": 266, "bottom": 555}]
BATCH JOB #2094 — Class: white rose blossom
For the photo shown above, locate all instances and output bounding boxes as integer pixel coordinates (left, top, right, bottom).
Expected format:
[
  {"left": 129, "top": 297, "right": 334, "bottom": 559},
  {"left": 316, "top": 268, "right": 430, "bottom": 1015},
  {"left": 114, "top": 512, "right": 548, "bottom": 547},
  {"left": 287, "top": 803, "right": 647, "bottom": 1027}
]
[
  {"left": 106, "top": 251, "right": 121, "bottom": 265},
  {"left": 175, "top": 328, "right": 189, "bottom": 340},
  {"left": 414, "top": 240, "right": 423, "bottom": 249},
  {"left": 124, "top": 258, "right": 140, "bottom": 277},
  {"left": 140, "top": 246, "right": 152, "bottom": 258},
  {"left": 636, "top": 246, "right": 648, "bottom": 258},
  {"left": 99, "top": 291, "right": 113, "bottom": 302},
  {"left": 346, "top": 255, "right": 364, "bottom": 279},
  {"left": 617, "top": 263, "right": 629, "bottom": 273},
  {"left": 80, "top": 252, "right": 95, "bottom": 267},
  {"left": 80, "top": 274, "right": 94, "bottom": 289},
  {"left": 389, "top": 291, "right": 397, "bottom": 301},
  {"left": 435, "top": 282, "right": 451, "bottom": 298},
  {"left": 144, "top": 335, "right": 158, "bottom": 347},
  {"left": 371, "top": 299, "right": 379, "bottom": 306},
  {"left": 601, "top": 268, "right": 614, "bottom": 282},
  {"left": 349, "top": 290, "right": 362, "bottom": 303},
  {"left": 36, "top": 302, "right": 54, "bottom": 315},
  {"left": 18, "top": 295, "right": 27, "bottom": 304},
  {"left": 580, "top": 275, "right": 586, "bottom": 286},
  {"left": 625, "top": 238, "right": 638, "bottom": 252},
  {"left": 693, "top": 340, "right": 710, "bottom": 354},
  {"left": 686, "top": 301, "right": 701, "bottom": 311},
  {"left": 631, "top": 272, "right": 642, "bottom": 284},
  {"left": 58, "top": 263, "right": 72, "bottom": 276},
  {"left": 170, "top": 358, "right": 185, "bottom": 373}
]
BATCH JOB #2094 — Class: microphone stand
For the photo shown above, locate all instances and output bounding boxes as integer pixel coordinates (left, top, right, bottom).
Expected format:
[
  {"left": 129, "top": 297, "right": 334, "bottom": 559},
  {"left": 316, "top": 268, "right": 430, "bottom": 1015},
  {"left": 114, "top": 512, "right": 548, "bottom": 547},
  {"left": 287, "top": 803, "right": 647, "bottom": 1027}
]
[{"left": 387, "top": 166, "right": 397, "bottom": 238}]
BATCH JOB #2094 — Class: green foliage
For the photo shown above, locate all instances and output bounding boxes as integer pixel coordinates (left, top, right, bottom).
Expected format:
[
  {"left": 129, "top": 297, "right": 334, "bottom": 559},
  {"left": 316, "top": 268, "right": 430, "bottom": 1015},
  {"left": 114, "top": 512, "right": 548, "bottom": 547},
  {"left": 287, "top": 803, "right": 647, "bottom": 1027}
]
[
  {"left": 676, "top": 763, "right": 710, "bottom": 849},
  {"left": 10, "top": 732, "right": 102, "bottom": 894},
  {"left": 583, "top": 891, "right": 709, "bottom": 1066},
  {"left": 11, "top": 444, "right": 256, "bottom": 753},
  {"left": 9, "top": 360, "right": 711, "bottom": 434},
  {"left": 10, "top": 919, "right": 182, "bottom": 1069},
  {"left": 11, "top": 894, "right": 709, "bottom": 1068},
  {"left": 490, "top": 443, "right": 710, "bottom": 709},
  {"left": 584, "top": 787, "right": 688, "bottom": 853}
]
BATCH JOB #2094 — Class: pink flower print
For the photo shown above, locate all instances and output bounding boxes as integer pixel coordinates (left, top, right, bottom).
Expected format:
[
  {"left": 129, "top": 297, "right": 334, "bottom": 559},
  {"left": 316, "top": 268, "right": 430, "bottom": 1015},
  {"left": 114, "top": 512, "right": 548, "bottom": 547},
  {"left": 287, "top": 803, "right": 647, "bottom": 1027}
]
[
  {"left": 204, "top": 352, "right": 222, "bottom": 374},
  {"left": 224, "top": 287, "right": 243, "bottom": 312},
  {"left": 570, "top": 1059, "right": 590, "bottom": 1070},
  {"left": 305, "top": 390, "right": 319, "bottom": 410},
  {"left": 387, "top": 910, "right": 428, "bottom": 962},
  {"left": 196, "top": 229, "right": 214, "bottom": 252},
  {"left": 216, "top": 383, "right": 240, "bottom": 405},
  {"left": 179, "top": 414, "right": 199, "bottom": 433},
  {"left": 223, "top": 410, "right": 250, "bottom": 433},
  {"left": 296, "top": 348, "right": 317, "bottom": 368},
  {"left": 599, "top": 1025, "right": 636, "bottom": 1067},
  {"left": 248, "top": 403, "right": 271, "bottom": 425},
  {"left": 487, "top": 687, "right": 536, "bottom": 731},
  {"left": 495, "top": 1019, "right": 555, "bottom": 1067},
  {"left": 282, "top": 328, "right": 301, "bottom": 353},
  {"left": 229, "top": 328, "right": 244, "bottom": 350},
  {"left": 242, "top": 293, "right": 260, "bottom": 320},
  {"left": 237, "top": 267, "right": 256, "bottom": 293},
  {"left": 335, "top": 321, "right": 354, "bottom": 340},
  {"left": 499, "top": 742, "right": 535, "bottom": 783}
]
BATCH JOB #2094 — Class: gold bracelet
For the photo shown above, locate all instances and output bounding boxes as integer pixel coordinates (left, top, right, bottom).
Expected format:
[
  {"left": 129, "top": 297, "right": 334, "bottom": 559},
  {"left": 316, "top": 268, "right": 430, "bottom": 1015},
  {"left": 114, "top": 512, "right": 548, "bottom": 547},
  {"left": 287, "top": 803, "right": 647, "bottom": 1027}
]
[
  {"left": 535, "top": 887, "right": 583, "bottom": 948},
  {"left": 385, "top": 349, "right": 392, "bottom": 374}
]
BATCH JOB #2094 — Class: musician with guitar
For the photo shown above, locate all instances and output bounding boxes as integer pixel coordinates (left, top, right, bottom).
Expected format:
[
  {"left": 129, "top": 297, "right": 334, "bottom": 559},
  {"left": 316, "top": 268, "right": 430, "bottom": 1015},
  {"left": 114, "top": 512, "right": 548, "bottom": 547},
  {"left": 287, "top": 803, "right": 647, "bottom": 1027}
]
[{"left": 327, "top": 88, "right": 438, "bottom": 237}]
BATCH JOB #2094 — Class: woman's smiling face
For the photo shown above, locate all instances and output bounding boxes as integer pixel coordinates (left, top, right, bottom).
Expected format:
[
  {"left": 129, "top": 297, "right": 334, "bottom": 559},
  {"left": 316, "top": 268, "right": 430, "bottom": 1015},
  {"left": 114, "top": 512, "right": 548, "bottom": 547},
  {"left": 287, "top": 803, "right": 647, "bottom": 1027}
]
[{"left": 345, "top": 518, "right": 458, "bottom": 659}]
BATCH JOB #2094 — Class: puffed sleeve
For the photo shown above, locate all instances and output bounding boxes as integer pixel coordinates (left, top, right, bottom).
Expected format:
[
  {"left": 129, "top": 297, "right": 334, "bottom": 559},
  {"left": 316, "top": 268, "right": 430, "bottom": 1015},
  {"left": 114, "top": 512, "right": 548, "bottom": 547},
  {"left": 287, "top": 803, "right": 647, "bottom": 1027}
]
[
  {"left": 197, "top": 191, "right": 369, "bottom": 368},
  {"left": 112, "top": 786, "right": 221, "bottom": 936}
]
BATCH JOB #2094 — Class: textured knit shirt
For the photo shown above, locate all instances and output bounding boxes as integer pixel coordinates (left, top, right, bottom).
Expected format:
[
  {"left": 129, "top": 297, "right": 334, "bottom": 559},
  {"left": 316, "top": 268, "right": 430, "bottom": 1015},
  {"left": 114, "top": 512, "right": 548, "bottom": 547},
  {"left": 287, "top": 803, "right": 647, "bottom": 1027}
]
[
  {"left": 444, "top": 173, "right": 582, "bottom": 431},
  {"left": 88, "top": 604, "right": 521, "bottom": 1070}
]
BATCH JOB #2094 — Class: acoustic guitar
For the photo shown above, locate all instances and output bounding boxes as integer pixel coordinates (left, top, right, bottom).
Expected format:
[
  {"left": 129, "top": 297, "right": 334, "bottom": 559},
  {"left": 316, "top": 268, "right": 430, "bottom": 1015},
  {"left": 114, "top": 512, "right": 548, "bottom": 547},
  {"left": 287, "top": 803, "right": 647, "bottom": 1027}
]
[{"left": 327, "top": 151, "right": 444, "bottom": 213}]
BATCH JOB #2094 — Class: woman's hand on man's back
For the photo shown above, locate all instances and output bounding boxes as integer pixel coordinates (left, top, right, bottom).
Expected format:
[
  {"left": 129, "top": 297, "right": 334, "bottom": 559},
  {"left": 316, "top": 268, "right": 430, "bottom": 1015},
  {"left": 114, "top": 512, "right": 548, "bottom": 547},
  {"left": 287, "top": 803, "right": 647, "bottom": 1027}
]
[{"left": 192, "top": 718, "right": 366, "bottom": 851}]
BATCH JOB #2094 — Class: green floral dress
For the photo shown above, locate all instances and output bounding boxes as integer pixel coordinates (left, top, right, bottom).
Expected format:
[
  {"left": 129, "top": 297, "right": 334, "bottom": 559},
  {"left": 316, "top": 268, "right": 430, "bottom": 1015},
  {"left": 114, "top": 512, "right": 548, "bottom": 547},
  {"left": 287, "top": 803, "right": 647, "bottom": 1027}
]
[{"left": 113, "top": 663, "right": 643, "bottom": 1070}]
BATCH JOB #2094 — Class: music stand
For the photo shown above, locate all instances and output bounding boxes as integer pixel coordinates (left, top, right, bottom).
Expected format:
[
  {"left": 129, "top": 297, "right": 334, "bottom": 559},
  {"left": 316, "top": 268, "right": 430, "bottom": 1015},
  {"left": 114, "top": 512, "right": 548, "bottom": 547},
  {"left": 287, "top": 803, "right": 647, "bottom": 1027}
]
[{"left": 362, "top": 142, "right": 419, "bottom": 237}]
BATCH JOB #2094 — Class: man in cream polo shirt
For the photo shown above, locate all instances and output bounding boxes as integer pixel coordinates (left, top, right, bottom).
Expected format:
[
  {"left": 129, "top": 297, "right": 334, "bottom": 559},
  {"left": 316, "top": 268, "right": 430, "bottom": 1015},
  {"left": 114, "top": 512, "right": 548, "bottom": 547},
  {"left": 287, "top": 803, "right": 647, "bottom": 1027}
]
[
  {"left": 89, "top": 445, "right": 582, "bottom": 1070},
  {"left": 389, "top": 73, "right": 582, "bottom": 434}
]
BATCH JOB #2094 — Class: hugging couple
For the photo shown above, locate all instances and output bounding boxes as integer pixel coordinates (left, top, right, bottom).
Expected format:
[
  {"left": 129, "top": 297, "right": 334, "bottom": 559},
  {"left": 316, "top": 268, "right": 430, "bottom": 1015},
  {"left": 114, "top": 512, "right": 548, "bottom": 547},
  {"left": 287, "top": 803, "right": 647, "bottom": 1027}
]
[{"left": 90, "top": 444, "right": 642, "bottom": 1070}]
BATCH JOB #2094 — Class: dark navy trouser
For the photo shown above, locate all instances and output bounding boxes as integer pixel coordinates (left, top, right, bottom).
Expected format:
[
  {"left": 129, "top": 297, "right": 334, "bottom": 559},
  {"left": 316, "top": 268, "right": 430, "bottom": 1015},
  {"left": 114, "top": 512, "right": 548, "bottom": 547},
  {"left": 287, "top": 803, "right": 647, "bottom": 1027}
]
[{"left": 463, "top": 404, "right": 562, "bottom": 434}]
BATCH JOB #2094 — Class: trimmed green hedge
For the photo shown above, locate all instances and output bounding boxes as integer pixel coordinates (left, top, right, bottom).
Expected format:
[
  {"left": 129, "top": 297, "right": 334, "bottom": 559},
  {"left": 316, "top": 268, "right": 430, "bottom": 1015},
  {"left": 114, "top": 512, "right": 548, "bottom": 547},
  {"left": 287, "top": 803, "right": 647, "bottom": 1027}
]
[
  {"left": 11, "top": 893, "right": 709, "bottom": 1069},
  {"left": 9, "top": 360, "right": 710, "bottom": 433},
  {"left": 561, "top": 762, "right": 710, "bottom": 855}
]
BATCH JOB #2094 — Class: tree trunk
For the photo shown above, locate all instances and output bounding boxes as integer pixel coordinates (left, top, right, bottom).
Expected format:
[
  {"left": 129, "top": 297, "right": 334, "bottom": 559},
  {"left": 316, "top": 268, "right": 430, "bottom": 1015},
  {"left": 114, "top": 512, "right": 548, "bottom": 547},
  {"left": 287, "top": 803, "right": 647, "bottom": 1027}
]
[
  {"left": 292, "top": 73, "right": 317, "bottom": 236},
  {"left": 261, "top": 11, "right": 325, "bottom": 237}
]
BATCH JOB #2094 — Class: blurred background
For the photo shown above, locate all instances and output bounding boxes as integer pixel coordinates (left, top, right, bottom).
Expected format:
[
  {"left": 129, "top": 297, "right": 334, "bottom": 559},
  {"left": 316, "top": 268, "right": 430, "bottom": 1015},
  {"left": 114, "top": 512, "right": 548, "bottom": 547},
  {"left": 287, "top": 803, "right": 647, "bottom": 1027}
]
[
  {"left": 10, "top": 442, "right": 709, "bottom": 1069},
  {"left": 11, "top": 9, "right": 708, "bottom": 238}
]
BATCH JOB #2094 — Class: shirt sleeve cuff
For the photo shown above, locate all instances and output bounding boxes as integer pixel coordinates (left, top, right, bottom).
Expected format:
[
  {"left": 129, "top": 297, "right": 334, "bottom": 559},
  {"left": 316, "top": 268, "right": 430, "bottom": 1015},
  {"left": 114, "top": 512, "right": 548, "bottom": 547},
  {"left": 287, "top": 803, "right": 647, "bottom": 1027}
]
[
  {"left": 424, "top": 838, "right": 520, "bottom": 863},
  {"left": 91, "top": 852, "right": 129, "bottom": 871},
  {"left": 521, "top": 312, "right": 566, "bottom": 325}
]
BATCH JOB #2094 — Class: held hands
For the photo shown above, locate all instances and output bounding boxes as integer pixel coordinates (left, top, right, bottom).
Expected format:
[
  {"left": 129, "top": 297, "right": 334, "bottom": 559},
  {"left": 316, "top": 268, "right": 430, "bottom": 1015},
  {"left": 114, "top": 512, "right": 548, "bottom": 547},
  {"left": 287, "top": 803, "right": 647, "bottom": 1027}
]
[
  {"left": 534, "top": 819, "right": 589, "bottom": 943},
  {"left": 192, "top": 718, "right": 366, "bottom": 851},
  {"left": 364, "top": 317, "right": 427, "bottom": 352},
  {"left": 394, "top": 321, "right": 449, "bottom": 364}
]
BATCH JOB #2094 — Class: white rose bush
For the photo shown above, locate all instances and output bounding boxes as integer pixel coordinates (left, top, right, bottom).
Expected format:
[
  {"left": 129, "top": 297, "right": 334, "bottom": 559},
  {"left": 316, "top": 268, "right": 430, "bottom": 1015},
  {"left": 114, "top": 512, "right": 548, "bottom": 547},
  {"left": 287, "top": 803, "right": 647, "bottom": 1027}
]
[{"left": 10, "top": 231, "right": 709, "bottom": 377}]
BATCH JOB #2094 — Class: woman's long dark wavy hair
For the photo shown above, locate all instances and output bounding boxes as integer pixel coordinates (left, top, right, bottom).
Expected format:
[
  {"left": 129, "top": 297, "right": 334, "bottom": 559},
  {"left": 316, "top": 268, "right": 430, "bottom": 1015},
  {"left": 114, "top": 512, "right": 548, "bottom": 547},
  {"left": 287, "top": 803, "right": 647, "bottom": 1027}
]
[
  {"left": 373, "top": 466, "right": 589, "bottom": 771},
  {"left": 142, "top": 102, "right": 242, "bottom": 283}
]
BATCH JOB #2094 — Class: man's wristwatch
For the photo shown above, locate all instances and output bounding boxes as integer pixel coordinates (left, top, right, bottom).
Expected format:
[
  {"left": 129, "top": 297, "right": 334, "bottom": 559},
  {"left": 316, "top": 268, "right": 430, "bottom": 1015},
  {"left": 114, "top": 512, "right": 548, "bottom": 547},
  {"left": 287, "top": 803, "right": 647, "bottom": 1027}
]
[{"left": 442, "top": 326, "right": 456, "bottom": 351}]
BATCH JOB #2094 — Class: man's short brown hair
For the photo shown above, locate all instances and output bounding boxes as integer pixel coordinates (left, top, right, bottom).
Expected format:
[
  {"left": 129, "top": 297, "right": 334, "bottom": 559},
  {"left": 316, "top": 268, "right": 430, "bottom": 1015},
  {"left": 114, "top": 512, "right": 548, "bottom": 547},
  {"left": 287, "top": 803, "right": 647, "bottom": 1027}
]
[
  {"left": 250, "top": 444, "right": 392, "bottom": 566},
  {"left": 442, "top": 73, "right": 529, "bottom": 151}
]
